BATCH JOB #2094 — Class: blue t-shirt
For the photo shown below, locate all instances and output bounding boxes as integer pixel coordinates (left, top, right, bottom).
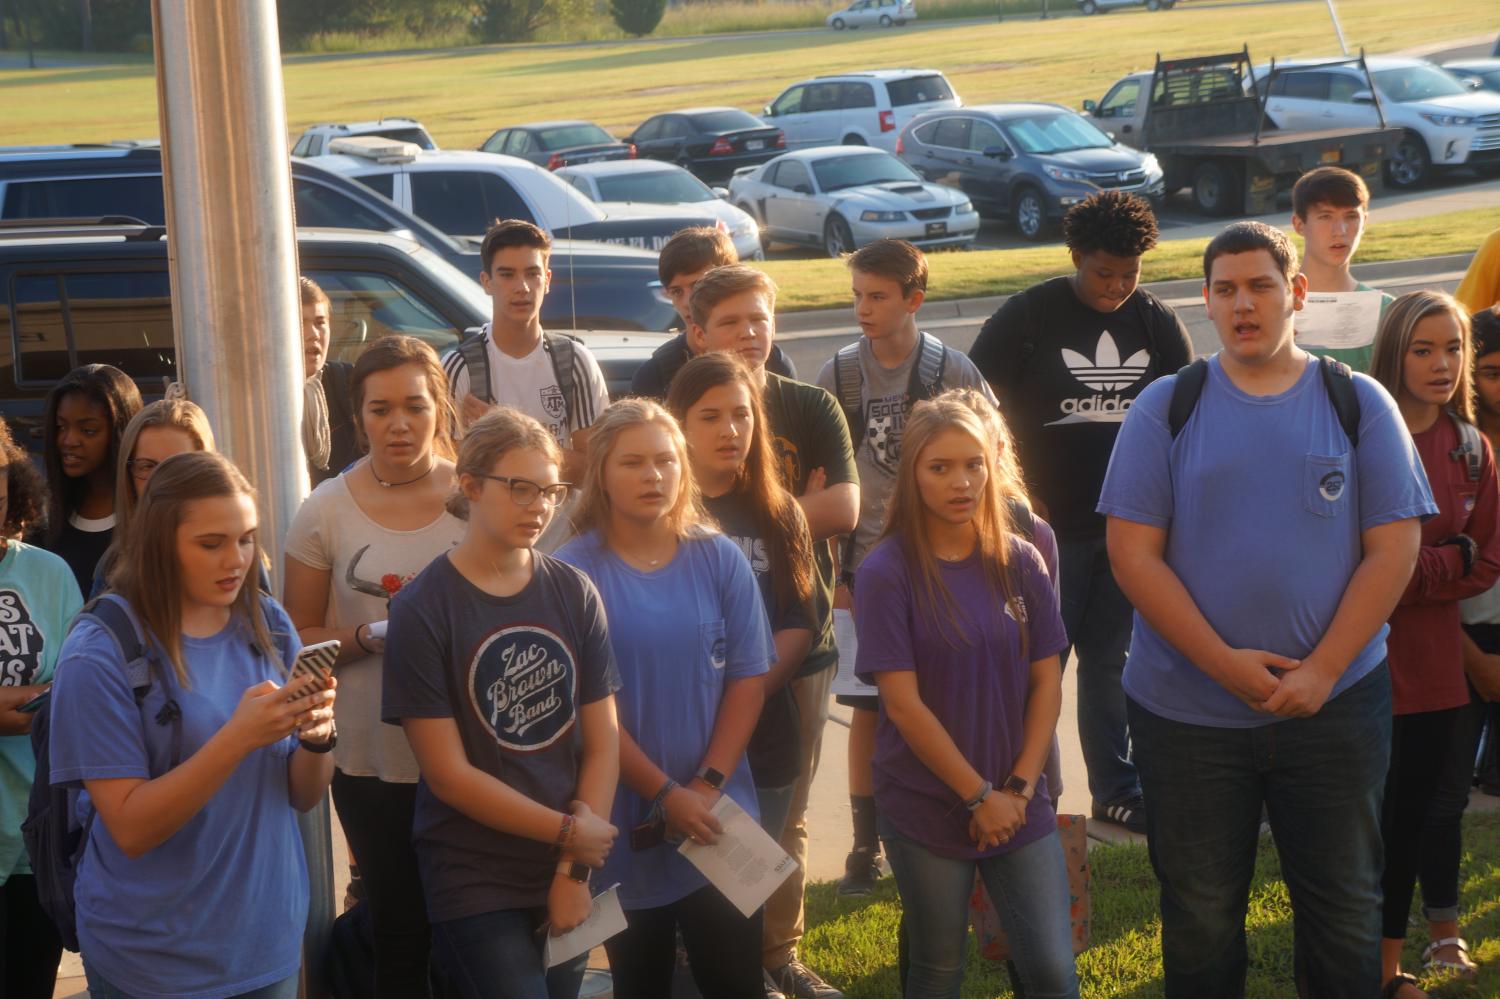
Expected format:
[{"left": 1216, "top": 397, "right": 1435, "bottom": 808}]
[
  {"left": 0, "top": 542, "right": 83, "bottom": 882},
  {"left": 1097, "top": 354, "right": 1435, "bottom": 728},
  {"left": 49, "top": 599, "right": 308, "bottom": 999},
  {"left": 556, "top": 529, "right": 774, "bottom": 910}
]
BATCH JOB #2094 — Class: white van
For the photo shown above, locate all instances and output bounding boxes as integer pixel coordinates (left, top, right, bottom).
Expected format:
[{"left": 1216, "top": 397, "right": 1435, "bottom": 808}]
[{"left": 762, "top": 70, "right": 960, "bottom": 153}]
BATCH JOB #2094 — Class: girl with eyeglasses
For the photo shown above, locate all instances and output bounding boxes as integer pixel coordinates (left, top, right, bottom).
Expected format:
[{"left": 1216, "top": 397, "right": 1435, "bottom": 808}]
[
  {"left": 556, "top": 399, "right": 773, "bottom": 999},
  {"left": 383, "top": 408, "right": 621, "bottom": 999},
  {"left": 283, "top": 335, "right": 466, "bottom": 999}
]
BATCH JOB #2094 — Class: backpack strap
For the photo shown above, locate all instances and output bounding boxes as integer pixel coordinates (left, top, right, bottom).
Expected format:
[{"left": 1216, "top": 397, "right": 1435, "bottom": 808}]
[
  {"left": 1006, "top": 497, "right": 1035, "bottom": 543},
  {"left": 1167, "top": 358, "right": 1210, "bottom": 440},
  {"left": 81, "top": 594, "right": 184, "bottom": 770},
  {"left": 909, "top": 331, "right": 948, "bottom": 402},
  {"left": 1318, "top": 356, "right": 1361, "bottom": 448},
  {"left": 456, "top": 329, "right": 491, "bottom": 405},
  {"left": 832, "top": 340, "right": 865, "bottom": 443},
  {"left": 1448, "top": 410, "right": 1484, "bottom": 483},
  {"left": 543, "top": 332, "right": 580, "bottom": 429}
]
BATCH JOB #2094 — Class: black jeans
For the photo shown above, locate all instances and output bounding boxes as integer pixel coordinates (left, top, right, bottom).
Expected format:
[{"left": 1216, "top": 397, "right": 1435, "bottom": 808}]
[
  {"left": 1382, "top": 707, "right": 1464, "bottom": 940},
  {"left": 1, "top": 874, "right": 62, "bottom": 999},
  {"left": 605, "top": 885, "right": 763, "bottom": 999},
  {"left": 1419, "top": 693, "right": 1487, "bottom": 923},
  {"left": 331, "top": 770, "right": 433, "bottom": 999}
]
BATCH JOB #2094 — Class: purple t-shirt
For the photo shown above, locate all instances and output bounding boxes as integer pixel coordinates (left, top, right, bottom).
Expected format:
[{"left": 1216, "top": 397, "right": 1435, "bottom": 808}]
[{"left": 854, "top": 536, "right": 1068, "bottom": 860}]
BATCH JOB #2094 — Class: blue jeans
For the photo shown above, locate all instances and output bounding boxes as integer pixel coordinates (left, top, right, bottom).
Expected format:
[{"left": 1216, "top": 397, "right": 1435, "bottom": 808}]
[
  {"left": 431, "top": 907, "right": 587, "bottom": 999},
  {"left": 83, "top": 962, "right": 298, "bottom": 999},
  {"left": 1057, "top": 535, "right": 1139, "bottom": 806},
  {"left": 1127, "top": 662, "right": 1391, "bottom": 999},
  {"left": 880, "top": 820, "right": 1079, "bottom": 999}
]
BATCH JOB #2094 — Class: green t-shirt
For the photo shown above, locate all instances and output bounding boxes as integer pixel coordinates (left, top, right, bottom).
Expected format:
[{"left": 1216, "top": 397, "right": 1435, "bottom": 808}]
[
  {"left": 0, "top": 541, "right": 83, "bottom": 881},
  {"left": 1312, "top": 282, "right": 1395, "bottom": 374},
  {"left": 761, "top": 372, "right": 859, "bottom": 677}
]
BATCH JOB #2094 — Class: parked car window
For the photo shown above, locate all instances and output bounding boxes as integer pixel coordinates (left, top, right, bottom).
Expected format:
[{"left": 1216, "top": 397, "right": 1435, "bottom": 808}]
[
  {"left": 510, "top": 131, "right": 537, "bottom": 155},
  {"left": 1097, "top": 79, "right": 1141, "bottom": 118},
  {"left": 840, "top": 83, "right": 877, "bottom": 110},
  {"left": 596, "top": 170, "right": 716, "bottom": 203},
  {"left": 292, "top": 136, "right": 313, "bottom": 157},
  {"left": 11, "top": 271, "right": 174, "bottom": 385},
  {"left": 293, "top": 179, "right": 393, "bottom": 231},
  {"left": 1001, "top": 113, "right": 1113, "bottom": 154},
  {"left": 1, "top": 176, "right": 166, "bottom": 225},
  {"left": 967, "top": 120, "right": 1005, "bottom": 152},
  {"left": 538, "top": 124, "right": 614, "bottom": 150},
  {"left": 367, "top": 128, "right": 436, "bottom": 151},
  {"left": 804, "top": 84, "right": 843, "bottom": 114},
  {"left": 565, "top": 174, "right": 596, "bottom": 198},
  {"left": 479, "top": 130, "right": 507, "bottom": 154},
  {"left": 912, "top": 121, "right": 940, "bottom": 144},
  {"left": 886, "top": 75, "right": 955, "bottom": 107},
  {"left": 307, "top": 137, "right": 325, "bottom": 157},
  {"left": 1327, "top": 73, "right": 1366, "bottom": 103},
  {"left": 1280, "top": 71, "right": 1332, "bottom": 101},
  {"left": 1373, "top": 65, "right": 1468, "bottom": 102},
  {"left": 304, "top": 268, "right": 457, "bottom": 363},
  {"left": 811, "top": 152, "right": 920, "bottom": 191},
  {"left": 773, "top": 160, "right": 813, "bottom": 192},
  {"left": 690, "top": 110, "right": 764, "bottom": 132},
  {"left": 409, "top": 171, "right": 534, "bottom": 235},
  {"left": 772, "top": 87, "right": 806, "bottom": 116},
  {"left": 657, "top": 117, "right": 688, "bottom": 139},
  {"left": 357, "top": 173, "right": 396, "bottom": 200},
  {"left": 930, "top": 117, "right": 970, "bottom": 149}
]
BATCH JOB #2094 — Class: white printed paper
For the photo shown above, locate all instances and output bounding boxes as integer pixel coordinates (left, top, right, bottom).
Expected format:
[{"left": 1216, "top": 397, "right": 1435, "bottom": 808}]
[
  {"left": 1296, "top": 291, "right": 1384, "bottom": 351},
  {"left": 677, "top": 796, "right": 798, "bottom": 917},
  {"left": 830, "top": 608, "right": 877, "bottom": 699},
  {"left": 543, "top": 883, "right": 627, "bottom": 968},
  {"left": 367, "top": 620, "right": 388, "bottom": 640}
]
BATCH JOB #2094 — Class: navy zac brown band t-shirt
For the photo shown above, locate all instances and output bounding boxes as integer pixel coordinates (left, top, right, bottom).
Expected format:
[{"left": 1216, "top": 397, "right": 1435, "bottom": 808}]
[
  {"left": 969, "top": 277, "right": 1193, "bottom": 540},
  {"left": 382, "top": 552, "right": 621, "bottom": 921}
]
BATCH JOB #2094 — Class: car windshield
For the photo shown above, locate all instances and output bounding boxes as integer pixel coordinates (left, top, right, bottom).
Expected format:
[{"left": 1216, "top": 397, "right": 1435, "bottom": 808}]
[
  {"left": 1372, "top": 65, "right": 1468, "bottom": 103},
  {"left": 690, "top": 110, "right": 765, "bottom": 132},
  {"left": 812, "top": 153, "right": 921, "bottom": 192},
  {"left": 1001, "top": 113, "right": 1114, "bottom": 154},
  {"left": 595, "top": 170, "right": 715, "bottom": 203},
  {"left": 538, "top": 124, "right": 615, "bottom": 150}
]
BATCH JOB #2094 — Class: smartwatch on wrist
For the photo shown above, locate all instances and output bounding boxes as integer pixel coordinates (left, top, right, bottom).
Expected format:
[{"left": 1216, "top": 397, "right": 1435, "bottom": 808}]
[
  {"left": 1001, "top": 774, "right": 1031, "bottom": 801},
  {"left": 694, "top": 765, "right": 726, "bottom": 791},
  {"left": 557, "top": 860, "right": 590, "bottom": 885}
]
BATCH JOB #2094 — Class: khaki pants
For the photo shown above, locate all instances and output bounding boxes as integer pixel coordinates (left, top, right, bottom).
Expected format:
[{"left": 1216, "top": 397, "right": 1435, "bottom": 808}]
[{"left": 761, "top": 665, "right": 835, "bottom": 970}]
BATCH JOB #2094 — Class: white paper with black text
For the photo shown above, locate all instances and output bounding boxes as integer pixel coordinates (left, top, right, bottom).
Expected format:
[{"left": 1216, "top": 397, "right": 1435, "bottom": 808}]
[
  {"left": 1295, "top": 291, "right": 1384, "bottom": 351},
  {"left": 543, "top": 883, "right": 626, "bottom": 968},
  {"left": 677, "top": 796, "right": 798, "bottom": 917},
  {"left": 830, "top": 608, "right": 877, "bottom": 699}
]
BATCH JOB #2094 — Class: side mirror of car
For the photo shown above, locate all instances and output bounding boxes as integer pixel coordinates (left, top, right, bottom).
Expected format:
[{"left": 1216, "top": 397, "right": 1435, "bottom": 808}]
[
  {"left": 982, "top": 145, "right": 1012, "bottom": 160},
  {"left": 1462, "top": 76, "right": 1483, "bottom": 91},
  {"left": 1351, "top": 90, "right": 1374, "bottom": 104},
  {"left": 793, "top": 183, "right": 813, "bottom": 194},
  {"left": 763, "top": 105, "right": 776, "bottom": 118},
  {"left": 712, "top": 186, "right": 730, "bottom": 199},
  {"left": 1082, "top": 99, "right": 1098, "bottom": 113}
]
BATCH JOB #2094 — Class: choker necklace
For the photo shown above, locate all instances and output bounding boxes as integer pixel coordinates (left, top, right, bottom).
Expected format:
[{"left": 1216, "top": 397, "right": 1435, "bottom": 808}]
[{"left": 371, "top": 456, "right": 434, "bottom": 489}]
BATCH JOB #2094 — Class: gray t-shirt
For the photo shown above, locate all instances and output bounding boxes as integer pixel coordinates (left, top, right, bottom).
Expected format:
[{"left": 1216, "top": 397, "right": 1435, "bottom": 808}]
[
  {"left": 382, "top": 552, "right": 621, "bottom": 920},
  {"left": 817, "top": 334, "right": 996, "bottom": 568}
]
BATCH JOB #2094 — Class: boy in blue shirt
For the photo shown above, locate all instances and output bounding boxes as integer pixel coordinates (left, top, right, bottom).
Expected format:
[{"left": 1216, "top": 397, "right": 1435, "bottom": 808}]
[{"left": 1098, "top": 221, "right": 1434, "bottom": 998}]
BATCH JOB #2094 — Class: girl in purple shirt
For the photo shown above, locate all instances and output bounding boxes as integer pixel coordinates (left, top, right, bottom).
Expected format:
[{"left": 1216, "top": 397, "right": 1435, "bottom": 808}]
[{"left": 853, "top": 395, "right": 1078, "bottom": 999}]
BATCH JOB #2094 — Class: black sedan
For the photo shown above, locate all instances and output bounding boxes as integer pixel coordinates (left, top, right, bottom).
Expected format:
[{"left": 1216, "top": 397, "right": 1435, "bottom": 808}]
[
  {"left": 625, "top": 107, "right": 784, "bottom": 182},
  {"left": 478, "top": 120, "right": 635, "bottom": 171}
]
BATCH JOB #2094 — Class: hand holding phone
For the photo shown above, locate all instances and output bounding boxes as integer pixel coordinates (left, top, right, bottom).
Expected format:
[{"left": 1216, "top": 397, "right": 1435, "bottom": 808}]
[{"left": 286, "top": 641, "right": 339, "bottom": 701}]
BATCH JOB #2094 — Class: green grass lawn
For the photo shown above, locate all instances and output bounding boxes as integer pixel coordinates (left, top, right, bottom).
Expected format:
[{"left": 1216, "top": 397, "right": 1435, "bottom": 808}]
[
  {"left": 800, "top": 811, "right": 1500, "bottom": 998},
  {"left": 756, "top": 203, "right": 1500, "bottom": 312},
  {"left": 3, "top": 0, "right": 1497, "bottom": 148}
]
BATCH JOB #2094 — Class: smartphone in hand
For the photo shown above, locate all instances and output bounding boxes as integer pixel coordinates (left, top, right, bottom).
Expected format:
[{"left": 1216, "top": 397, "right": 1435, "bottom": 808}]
[
  {"left": 286, "top": 640, "right": 339, "bottom": 701},
  {"left": 17, "top": 689, "right": 49, "bottom": 714}
]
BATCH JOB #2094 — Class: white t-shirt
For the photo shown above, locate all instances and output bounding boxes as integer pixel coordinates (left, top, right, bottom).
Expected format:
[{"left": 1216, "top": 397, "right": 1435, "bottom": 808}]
[{"left": 443, "top": 326, "right": 610, "bottom": 447}]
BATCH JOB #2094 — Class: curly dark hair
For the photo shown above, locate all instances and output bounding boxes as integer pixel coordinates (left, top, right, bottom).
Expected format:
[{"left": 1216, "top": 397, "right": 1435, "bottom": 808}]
[
  {"left": 1062, "top": 190, "right": 1160, "bottom": 259},
  {"left": 0, "top": 417, "right": 49, "bottom": 540}
]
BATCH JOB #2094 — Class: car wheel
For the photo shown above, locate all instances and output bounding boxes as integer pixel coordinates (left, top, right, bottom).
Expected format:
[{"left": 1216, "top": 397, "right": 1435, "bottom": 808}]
[
  {"left": 739, "top": 203, "right": 772, "bottom": 252},
  {"left": 1012, "top": 186, "right": 1050, "bottom": 241},
  {"left": 1079, "top": 0, "right": 1098, "bottom": 13},
  {"left": 1385, "top": 130, "right": 1430, "bottom": 189},
  {"left": 832, "top": 17, "right": 845, "bottom": 28},
  {"left": 824, "top": 214, "right": 855, "bottom": 258},
  {"left": 1191, "top": 161, "right": 1242, "bottom": 216},
  {"left": 879, "top": 14, "right": 893, "bottom": 25},
  {"left": 842, "top": 133, "right": 866, "bottom": 145}
]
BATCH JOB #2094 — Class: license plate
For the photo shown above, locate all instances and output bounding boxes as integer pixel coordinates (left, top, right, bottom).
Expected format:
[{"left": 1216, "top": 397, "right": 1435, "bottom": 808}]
[
  {"left": 925, "top": 221, "right": 948, "bottom": 237},
  {"left": 747, "top": 139, "right": 765, "bottom": 150},
  {"left": 1320, "top": 148, "right": 1340, "bottom": 164}
]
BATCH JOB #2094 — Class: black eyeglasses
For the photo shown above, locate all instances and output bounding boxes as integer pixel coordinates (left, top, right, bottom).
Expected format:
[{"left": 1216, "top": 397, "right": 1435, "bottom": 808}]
[{"left": 477, "top": 474, "right": 571, "bottom": 507}]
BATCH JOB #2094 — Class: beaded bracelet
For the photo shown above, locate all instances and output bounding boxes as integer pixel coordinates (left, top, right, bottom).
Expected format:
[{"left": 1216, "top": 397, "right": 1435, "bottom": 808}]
[{"left": 553, "top": 813, "right": 575, "bottom": 855}]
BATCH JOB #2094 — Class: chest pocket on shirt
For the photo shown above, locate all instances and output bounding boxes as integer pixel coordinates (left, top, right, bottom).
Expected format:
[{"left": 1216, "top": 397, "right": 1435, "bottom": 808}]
[
  {"left": 1304, "top": 453, "right": 1350, "bottom": 518},
  {"left": 699, "top": 619, "right": 728, "bottom": 682}
]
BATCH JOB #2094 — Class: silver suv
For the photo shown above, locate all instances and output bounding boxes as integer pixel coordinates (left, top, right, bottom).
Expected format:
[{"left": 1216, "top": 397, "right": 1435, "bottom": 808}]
[
  {"left": 762, "top": 70, "right": 960, "bottom": 154},
  {"left": 291, "top": 117, "right": 438, "bottom": 157}
]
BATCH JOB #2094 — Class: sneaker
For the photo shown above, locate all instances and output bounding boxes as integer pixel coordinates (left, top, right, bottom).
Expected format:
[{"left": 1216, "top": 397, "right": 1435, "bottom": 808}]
[
  {"left": 1092, "top": 795, "right": 1148, "bottom": 835},
  {"left": 771, "top": 959, "right": 845, "bottom": 999},
  {"left": 837, "top": 848, "right": 881, "bottom": 896},
  {"left": 763, "top": 968, "right": 789, "bottom": 999}
]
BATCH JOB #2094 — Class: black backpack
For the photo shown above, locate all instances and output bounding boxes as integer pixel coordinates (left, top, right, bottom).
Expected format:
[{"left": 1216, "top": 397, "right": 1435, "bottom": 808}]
[
  {"left": 1167, "top": 355, "right": 1363, "bottom": 444},
  {"left": 22, "top": 593, "right": 184, "bottom": 953},
  {"left": 457, "top": 327, "right": 580, "bottom": 418}
]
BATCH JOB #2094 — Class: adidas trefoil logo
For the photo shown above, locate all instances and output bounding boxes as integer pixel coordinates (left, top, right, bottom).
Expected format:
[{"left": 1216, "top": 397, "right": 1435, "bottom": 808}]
[{"left": 1061, "top": 332, "right": 1149, "bottom": 392}]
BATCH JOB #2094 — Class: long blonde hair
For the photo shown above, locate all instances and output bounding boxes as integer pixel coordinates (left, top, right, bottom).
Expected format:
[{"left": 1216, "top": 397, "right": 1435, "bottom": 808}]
[
  {"left": 112, "top": 451, "right": 281, "bottom": 686},
  {"left": 878, "top": 396, "right": 1029, "bottom": 658},
  {"left": 570, "top": 398, "right": 709, "bottom": 539},
  {"left": 1370, "top": 290, "right": 1476, "bottom": 425}
]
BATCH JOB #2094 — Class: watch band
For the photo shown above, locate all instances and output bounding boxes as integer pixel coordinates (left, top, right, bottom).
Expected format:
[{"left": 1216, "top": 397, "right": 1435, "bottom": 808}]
[
  {"left": 298, "top": 727, "right": 337, "bottom": 754},
  {"left": 694, "top": 765, "right": 726, "bottom": 791},
  {"left": 1001, "top": 774, "right": 1031, "bottom": 800},
  {"left": 557, "top": 860, "right": 590, "bottom": 885}
]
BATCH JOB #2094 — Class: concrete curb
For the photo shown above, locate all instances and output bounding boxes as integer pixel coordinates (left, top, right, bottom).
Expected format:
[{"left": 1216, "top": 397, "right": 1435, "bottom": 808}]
[{"left": 773, "top": 252, "right": 1476, "bottom": 338}]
